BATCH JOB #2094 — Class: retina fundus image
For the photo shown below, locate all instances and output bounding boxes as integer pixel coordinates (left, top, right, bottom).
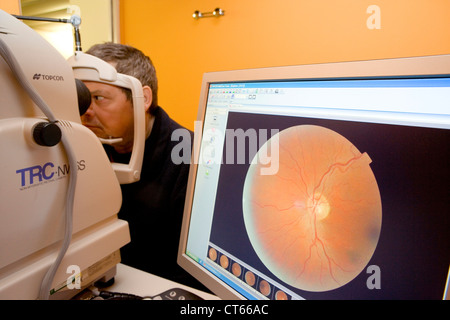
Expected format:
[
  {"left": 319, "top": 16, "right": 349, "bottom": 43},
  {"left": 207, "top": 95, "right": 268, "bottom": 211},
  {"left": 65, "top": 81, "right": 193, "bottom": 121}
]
[{"left": 243, "top": 125, "right": 382, "bottom": 292}]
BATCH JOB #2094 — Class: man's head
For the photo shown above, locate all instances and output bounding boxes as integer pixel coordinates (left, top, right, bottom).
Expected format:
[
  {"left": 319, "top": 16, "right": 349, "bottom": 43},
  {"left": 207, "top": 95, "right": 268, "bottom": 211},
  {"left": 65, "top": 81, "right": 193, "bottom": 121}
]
[
  {"left": 81, "top": 43, "right": 157, "bottom": 153},
  {"left": 86, "top": 42, "right": 158, "bottom": 113}
]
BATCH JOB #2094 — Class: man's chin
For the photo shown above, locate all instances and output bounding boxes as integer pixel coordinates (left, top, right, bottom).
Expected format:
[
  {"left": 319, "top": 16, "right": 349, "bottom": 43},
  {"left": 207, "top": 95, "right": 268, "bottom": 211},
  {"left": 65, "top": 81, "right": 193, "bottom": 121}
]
[
  {"left": 113, "top": 144, "right": 132, "bottom": 154},
  {"left": 84, "top": 125, "right": 105, "bottom": 137}
]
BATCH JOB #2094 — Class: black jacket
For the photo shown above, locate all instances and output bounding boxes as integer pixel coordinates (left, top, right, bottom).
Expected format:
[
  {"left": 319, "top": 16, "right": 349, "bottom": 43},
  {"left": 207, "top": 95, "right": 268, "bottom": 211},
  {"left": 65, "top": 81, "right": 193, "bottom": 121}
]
[{"left": 106, "top": 106, "right": 200, "bottom": 288}]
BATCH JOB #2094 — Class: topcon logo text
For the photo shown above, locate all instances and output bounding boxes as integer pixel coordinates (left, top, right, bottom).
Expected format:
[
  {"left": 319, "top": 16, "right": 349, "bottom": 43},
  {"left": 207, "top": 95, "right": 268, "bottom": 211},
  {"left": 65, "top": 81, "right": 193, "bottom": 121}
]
[{"left": 33, "top": 73, "right": 64, "bottom": 81}]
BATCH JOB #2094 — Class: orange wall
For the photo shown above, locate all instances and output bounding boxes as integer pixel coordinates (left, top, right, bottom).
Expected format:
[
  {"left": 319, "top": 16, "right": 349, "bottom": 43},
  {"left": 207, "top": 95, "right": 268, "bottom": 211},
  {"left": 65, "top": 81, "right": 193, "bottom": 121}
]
[
  {"left": 119, "top": 0, "right": 450, "bottom": 130},
  {"left": 1, "top": 0, "right": 20, "bottom": 14}
]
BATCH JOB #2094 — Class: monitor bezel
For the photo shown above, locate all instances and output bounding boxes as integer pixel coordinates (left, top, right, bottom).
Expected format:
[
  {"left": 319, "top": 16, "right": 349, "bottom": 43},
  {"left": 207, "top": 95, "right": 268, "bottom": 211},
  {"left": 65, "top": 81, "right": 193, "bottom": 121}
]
[{"left": 177, "top": 54, "right": 450, "bottom": 300}]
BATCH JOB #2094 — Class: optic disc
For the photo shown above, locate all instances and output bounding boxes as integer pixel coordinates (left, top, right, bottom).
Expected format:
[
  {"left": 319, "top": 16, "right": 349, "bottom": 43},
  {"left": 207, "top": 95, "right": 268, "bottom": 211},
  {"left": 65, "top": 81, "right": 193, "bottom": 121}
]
[{"left": 309, "top": 193, "right": 330, "bottom": 221}]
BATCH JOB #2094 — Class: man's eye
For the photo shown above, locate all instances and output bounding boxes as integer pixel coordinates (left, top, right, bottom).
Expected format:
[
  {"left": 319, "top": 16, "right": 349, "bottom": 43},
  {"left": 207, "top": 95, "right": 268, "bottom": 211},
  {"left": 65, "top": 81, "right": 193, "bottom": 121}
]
[{"left": 94, "top": 95, "right": 105, "bottom": 101}]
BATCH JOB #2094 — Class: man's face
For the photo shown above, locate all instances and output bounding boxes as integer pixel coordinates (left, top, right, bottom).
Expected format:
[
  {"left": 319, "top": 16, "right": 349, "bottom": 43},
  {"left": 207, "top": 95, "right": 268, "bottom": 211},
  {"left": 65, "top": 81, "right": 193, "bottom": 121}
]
[{"left": 81, "top": 81, "right": 134, "bottom": 153}]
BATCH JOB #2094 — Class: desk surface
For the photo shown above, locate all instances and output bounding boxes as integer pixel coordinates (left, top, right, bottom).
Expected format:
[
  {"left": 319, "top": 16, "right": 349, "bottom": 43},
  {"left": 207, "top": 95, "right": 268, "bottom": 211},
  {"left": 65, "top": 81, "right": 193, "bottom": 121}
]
[{"left": 106, "top": 263, "right": 219, "bottom": 300}]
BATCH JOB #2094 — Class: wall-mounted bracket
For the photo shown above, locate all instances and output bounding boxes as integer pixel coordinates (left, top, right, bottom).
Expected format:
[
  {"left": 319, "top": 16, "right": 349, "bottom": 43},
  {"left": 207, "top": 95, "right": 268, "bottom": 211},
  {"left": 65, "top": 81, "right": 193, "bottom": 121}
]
[{"left": 193, "top": 8, "right": 224, "bottom": 19}]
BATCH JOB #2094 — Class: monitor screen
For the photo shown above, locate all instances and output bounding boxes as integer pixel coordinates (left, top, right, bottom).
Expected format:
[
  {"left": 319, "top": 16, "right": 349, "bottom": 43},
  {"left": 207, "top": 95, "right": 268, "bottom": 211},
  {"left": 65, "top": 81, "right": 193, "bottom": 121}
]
[{"left": 177, "top": 55, "right": 450, "bottom": 300}]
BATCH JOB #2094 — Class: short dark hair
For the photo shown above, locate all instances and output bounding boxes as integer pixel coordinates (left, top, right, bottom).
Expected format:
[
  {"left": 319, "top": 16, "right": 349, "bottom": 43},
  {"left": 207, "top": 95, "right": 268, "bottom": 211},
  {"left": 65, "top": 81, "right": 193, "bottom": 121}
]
[{"left": 86, "top": 42, "right": 158, "bottom": 114}]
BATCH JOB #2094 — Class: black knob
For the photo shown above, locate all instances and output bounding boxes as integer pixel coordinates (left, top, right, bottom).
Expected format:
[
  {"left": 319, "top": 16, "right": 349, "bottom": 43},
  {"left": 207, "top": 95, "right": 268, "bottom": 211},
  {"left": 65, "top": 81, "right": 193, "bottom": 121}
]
[{"left": 33, "top": 121, "right": 62, "bottom": 147}]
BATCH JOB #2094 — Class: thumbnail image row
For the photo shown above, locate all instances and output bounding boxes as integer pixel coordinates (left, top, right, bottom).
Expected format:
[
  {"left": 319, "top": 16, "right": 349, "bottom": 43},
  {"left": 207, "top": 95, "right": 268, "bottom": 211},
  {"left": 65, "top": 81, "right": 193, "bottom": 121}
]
[{"left": 208, "top": 246, "right": 291, "bottom": 300}]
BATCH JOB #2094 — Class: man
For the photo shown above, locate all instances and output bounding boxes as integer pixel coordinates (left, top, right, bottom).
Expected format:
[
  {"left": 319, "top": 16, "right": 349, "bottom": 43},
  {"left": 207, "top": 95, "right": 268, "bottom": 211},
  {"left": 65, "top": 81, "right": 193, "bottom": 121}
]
[{"left": 81, "top": 43, "right": 202, "bottom": 290}]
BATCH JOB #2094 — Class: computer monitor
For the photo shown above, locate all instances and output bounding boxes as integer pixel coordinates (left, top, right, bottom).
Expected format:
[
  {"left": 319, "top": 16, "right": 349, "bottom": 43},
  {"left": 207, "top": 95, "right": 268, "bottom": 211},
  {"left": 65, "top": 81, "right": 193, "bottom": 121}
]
[{"left": 177, "top": 54, "right": 450, "bottom": 300}]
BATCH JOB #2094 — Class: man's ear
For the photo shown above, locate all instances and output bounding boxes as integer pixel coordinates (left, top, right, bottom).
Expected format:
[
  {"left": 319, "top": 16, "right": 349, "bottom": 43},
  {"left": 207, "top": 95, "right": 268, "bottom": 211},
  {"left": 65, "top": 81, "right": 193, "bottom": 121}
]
[{"left": 142, "top": 85, "right": 153, "bottom": 112}]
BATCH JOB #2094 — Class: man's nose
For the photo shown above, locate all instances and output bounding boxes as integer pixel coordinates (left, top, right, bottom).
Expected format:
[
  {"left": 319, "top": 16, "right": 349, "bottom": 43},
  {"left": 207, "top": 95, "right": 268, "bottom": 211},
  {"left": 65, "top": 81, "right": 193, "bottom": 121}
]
[{"left": 81, "top": 103, "right": 95, "bottom": 119}]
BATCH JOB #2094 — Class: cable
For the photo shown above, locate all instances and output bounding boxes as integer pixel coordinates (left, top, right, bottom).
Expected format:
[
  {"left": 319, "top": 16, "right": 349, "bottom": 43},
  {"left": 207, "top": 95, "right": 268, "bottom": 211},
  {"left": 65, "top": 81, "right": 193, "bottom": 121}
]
[
  {"left": 97, "top": 291, "right": 144, "bottom": 300},
  {"left": 12, "top": 15, "right": 70, "bottom": 24},
  {"left": 0, "top": 37, "right": 78, "bottom": 300}
]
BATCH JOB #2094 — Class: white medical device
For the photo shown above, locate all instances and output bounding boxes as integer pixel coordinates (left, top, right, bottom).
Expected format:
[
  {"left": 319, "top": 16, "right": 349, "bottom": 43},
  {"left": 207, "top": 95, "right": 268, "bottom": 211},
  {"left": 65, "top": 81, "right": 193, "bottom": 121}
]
[
  {"left": 67, "top": 51, "right": 146, "bottom": 184},
  {"left": 0, "top": 10, "right": 132, "bottom": 299}
]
